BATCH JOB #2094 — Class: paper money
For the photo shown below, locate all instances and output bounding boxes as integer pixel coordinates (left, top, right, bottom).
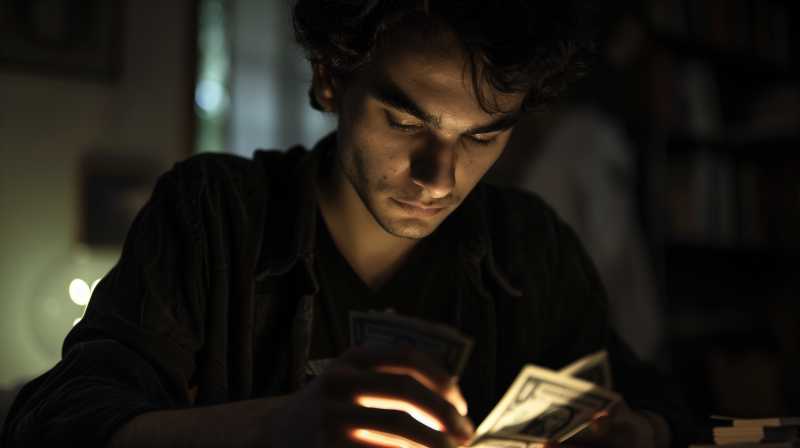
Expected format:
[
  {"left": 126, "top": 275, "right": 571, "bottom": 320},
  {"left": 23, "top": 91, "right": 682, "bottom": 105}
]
[
  {"left": 346, "top": 311, "right": 618, "bottom": 447},
  {"left": 349, "top": 310, "right": 474, "bottom": 378},
  {"left": 470, "top": 438, "right": 534, "bottom": 448},
  {"left": 468, "top": 352, "right": 620, "bottom": 446},
  {"left": 558, "top": 349, "right": 612, "bottom": 389}
]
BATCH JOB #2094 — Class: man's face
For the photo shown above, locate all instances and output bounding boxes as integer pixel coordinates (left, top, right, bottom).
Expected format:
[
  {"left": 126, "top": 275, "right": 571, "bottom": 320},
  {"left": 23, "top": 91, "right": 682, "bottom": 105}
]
[{"left": 332, "top": 28, "right": 523, "bottom": 239}]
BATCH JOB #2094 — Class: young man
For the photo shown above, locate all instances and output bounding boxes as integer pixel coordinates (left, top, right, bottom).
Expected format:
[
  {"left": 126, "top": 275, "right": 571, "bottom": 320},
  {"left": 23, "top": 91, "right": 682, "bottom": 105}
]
[{"left": 1, "top": 1, "right": 692, "bottom": 447}]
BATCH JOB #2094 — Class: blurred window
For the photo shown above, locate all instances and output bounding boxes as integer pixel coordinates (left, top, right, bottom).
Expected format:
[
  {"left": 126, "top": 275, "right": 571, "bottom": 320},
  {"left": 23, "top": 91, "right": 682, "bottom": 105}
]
[
  {"left": 195, "top": 0, "right": 232, "bottom": 153},
  {"left": 194, "top": 0, "right": 336, "bottom": 156}
]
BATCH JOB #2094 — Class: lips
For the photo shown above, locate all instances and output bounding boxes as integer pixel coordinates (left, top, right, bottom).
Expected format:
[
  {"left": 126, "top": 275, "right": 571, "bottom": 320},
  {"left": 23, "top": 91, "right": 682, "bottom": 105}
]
[{"left": 391, "top": 198, "right": 444, "bottom": 217}]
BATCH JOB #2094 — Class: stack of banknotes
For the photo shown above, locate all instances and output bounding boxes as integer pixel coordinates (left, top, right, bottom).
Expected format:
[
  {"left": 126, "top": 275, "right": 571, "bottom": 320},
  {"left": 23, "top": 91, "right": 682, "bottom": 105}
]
[{"left": 349, "top": 310, "right": 621, "bottom": 447}]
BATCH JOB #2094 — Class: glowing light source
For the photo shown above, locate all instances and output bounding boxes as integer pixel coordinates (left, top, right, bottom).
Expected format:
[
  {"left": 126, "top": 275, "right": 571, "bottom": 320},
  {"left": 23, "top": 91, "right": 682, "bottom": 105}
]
[
  {"left": 352, "top": 429, "right": 428, "bottom": 448},
  {"left": 356, "top": 397, "right": 442, "bottom": 431},
  {"left": 73, "top": 318, "right": 82, "bottom": 326},
  {"left": 91, "top": 279, "right": 101, "bottom": 293},
  {"left": 195, "top": 79, "right": 229, "bottom": 113},
  {"left": 68, "top": 279, "right": 91, "bottom": 306}
]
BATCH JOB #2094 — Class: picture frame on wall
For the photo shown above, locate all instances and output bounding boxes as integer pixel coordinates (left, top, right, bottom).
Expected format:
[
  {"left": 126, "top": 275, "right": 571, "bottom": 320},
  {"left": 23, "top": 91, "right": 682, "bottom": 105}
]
[
  {"left": 0, "top": 0, "right": 124, "bottom": 82},
  {"left": 80, "top": 153, "right": 161, "bottom": 247}
]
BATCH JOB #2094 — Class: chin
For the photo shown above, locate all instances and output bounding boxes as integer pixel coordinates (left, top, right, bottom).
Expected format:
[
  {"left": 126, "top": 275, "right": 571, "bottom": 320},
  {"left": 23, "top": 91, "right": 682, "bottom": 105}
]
[{"left": 374, "top": 215, "right": 439, "bottom": 240}]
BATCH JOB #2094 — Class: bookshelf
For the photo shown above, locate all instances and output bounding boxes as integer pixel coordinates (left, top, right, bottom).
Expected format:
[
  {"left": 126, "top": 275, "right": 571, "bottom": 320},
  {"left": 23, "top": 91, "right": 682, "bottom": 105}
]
[
  {"left": 638, "top": 0, "right": 800, "bottom": 432},
  {"left": 486, "top": 0, "right": 799, "bottom": 432}
]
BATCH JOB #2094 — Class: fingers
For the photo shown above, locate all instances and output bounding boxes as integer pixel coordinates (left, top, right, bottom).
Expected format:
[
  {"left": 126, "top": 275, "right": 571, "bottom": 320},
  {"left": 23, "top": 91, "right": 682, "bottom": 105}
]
[
  {"left": 325, "top": 402, "right": 460, "bottom": 448},
  {"left": 351, "top": 429, "right": 430, "bottom": 448},
  {"left": 590, "top": 410, "right": 611, "bottom": 437},
  {"left": 339, "top": 346, "right": 468, "bottom": 415},
  {"left": 375, "top": 365, "right": 468, "bottom": 417},
  {"left": 322, "top": 369, "right": 473, "bottom": 442}
]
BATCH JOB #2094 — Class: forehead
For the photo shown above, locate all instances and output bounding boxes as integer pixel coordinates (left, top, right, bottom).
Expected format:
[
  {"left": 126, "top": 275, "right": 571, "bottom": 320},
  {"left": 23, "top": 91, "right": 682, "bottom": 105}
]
[{"left": 356, "top": 25, "right": 522, "bottom": 118}]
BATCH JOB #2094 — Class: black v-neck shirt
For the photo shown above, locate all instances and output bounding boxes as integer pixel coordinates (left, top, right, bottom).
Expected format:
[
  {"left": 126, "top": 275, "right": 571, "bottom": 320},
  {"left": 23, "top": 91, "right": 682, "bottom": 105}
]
[{"left": 310, "top": 209, "right": 459, "bottom": 360}]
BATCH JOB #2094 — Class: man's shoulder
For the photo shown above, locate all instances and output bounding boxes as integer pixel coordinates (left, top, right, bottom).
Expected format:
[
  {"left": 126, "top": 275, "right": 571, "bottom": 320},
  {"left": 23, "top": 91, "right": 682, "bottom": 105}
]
[
  {"left": 164, "top": 146, "right": 310, "bottom": 197},
  {"left": 476, "top": 182, "right": 563, "bottom": 243},
  {"left": 473, "top": 182, "right": 588, "bottom": 277},
  {"left": 474, "top": 183, "right": 607, "bottom": 310}
]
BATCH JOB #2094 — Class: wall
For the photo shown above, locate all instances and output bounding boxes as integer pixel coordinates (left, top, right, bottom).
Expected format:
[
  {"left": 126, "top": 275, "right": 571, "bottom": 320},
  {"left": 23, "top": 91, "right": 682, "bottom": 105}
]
[
  {"left": 228, "top": 0, "right": 335, "bottom": 157},
  {"left": 0, "top": 0, "right": 193, "bottom": 386}
]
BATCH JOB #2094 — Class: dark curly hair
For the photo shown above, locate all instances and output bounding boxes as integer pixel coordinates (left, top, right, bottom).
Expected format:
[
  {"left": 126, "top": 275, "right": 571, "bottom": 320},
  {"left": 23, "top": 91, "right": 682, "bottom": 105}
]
[{"left": 291, "top": 0, "right": 598, "bottom": 114}]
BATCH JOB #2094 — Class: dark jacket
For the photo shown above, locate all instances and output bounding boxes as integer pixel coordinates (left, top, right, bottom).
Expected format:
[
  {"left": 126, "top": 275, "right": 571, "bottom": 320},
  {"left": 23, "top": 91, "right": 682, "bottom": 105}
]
[{"left": 1, "top": 133, "right": 693, "bottom": 447}]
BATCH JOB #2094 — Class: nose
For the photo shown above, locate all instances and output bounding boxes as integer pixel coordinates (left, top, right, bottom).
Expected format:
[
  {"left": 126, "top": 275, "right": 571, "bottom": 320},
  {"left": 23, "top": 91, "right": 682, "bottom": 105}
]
[{"left": 410, "top": 139, "right": 456, "bottom": 199}]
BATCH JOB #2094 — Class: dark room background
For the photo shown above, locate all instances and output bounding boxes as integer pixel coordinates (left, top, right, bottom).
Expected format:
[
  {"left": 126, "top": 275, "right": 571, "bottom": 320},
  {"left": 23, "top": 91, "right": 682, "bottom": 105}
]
[{"left": 1, "top": 0, "right": 798, "bottom": 440}]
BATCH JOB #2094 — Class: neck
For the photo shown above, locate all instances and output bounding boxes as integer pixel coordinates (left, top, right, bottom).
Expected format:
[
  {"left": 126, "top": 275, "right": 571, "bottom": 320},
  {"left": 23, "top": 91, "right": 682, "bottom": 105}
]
[{"left": 316, "top": 153, "right": 421, "bottom": 291}]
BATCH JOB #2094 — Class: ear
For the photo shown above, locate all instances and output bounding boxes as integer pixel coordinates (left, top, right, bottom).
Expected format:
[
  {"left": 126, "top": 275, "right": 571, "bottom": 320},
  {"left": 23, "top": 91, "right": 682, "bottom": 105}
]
[{"left": 312, "top": 64, "right": 341, "bottom": 112}]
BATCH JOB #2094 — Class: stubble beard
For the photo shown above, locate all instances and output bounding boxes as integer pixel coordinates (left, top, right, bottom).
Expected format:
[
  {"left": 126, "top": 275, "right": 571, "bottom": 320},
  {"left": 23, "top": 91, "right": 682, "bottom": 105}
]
[{"left": 339, "top": 141, "right": 455, "bottom": 240}]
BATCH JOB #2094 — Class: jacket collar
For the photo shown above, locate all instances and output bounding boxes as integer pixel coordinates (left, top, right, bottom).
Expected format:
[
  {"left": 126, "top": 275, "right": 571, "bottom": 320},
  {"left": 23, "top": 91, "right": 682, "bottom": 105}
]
[
  {"left": 254, "top": 132, "right": 521, "bottom": 298},
  {"left": 253, "top": 133, "right": 331, "bottom": 280}
]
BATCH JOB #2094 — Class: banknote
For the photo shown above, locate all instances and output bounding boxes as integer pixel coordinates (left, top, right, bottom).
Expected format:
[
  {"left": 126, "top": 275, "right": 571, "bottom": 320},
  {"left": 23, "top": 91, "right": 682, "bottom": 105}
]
[
  {"left": 558, "top": 349, "right": 612, "bottom": 389},
  {"left": 349, "top": 310, "right": 474, "bottom": 378},
  {"left": 470, "top": 438, "right": 554, "bottom": 448},
  {"left": 469, "top": 356, "right": 620, "bottom": 445},
  {"left": 470, "top": 438, "right": 535, "bottom": 448},
  {"left": 345, "top": 311, "right": 617, "bottom": 447}
]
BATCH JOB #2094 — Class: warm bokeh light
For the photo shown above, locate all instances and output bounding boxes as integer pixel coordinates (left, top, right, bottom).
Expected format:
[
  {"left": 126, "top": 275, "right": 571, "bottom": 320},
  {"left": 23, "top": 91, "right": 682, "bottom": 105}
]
[
  {"left": 352, "top": 429, "right": 429, "bottom": 448},
  {"left": 68, "top": 279, "right": 91, "bottom": 306},
  {"left": 356, "top": 397, "right": 442, "bottom": 431},
  {"left": 91, "top": 278, "right": 101, "bottom": 293}
]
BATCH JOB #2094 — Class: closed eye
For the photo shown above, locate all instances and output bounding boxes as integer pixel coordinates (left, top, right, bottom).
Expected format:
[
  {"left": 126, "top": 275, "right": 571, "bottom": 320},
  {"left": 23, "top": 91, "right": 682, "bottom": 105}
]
[
  {"left": 383, "top": 114, "right": 422, "bottom": 134},
  {"left": 384, "top": 110, "right": 500, "bottom": 147},
  {"left": 465, "top": 134, "right": 497, "bottom": 147}
]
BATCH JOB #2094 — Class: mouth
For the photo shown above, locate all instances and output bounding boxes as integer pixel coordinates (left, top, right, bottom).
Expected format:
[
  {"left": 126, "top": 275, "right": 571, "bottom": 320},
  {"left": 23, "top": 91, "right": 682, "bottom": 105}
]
[{"left": 391, "top": 198, "right": 445, "bottom": 217}]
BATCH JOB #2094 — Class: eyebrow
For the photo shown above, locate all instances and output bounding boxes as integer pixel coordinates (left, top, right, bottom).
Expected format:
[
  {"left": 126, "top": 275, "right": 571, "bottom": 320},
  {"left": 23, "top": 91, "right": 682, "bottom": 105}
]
[
  {"left": 371, "top": 84, "right": 442, "bottom": 129},
  {"left": 370, "top": 84, "right": 519, "bottom": 136},
  {"left": 465, "top": 114, "right": 519, "bottom": 135}
]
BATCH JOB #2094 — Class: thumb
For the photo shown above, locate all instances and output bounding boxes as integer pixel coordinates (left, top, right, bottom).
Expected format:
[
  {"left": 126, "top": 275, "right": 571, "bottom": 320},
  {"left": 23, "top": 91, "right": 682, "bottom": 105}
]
[{"left": 590, "top": 410, "right": 612, "bottom": 437}]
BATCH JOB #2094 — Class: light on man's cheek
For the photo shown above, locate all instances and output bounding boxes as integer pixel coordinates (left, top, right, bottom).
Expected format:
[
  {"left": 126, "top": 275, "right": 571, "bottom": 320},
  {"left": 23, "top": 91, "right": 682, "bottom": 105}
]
[{"left": 352, "top": 396, "right": 444, "bottom": 447}]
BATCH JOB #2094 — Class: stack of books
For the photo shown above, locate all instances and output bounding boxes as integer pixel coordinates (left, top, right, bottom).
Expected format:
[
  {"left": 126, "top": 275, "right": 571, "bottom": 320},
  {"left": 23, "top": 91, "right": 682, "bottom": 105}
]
[{"left": 705, "top": 416, "right": 800, "bottom": 447}]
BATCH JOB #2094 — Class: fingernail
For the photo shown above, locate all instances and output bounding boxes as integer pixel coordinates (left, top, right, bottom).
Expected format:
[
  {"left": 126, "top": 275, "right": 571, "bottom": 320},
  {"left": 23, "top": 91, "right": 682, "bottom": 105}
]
[{"left": 447, "top": 388, "right": 469, "bottom": 416}]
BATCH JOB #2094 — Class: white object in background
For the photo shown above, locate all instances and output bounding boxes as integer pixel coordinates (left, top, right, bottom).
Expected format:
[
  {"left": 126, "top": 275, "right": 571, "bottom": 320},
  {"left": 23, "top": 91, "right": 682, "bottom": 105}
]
[
  {"left": 517, "top": 104, "right": 663, "bottom": 360},
  {"left": 29, "top": 244, "right": 119, "bottom": 360}
]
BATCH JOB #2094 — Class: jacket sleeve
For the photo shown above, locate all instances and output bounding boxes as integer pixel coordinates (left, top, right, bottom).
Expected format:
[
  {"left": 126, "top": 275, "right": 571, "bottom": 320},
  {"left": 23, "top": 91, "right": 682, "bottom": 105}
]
[
  {"left": 544, "top": 203, "right": 696, "bottom": 448},
  {"left": 1, "top": 160, "right": 209, "bottom": 448},
  {"left": 607, "top": 329, "right": 696, "bottom": 448}
]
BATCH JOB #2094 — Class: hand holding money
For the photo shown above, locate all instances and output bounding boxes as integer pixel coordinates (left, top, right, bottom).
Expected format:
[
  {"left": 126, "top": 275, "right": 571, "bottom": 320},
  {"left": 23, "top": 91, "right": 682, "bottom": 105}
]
[
  {"left": 347, "top": 310, "right": 660, "bottom": 448},
  {"left": 350, "top": 310, "right": 475, "bottom": 380},
  {"left": 273, "top": 346, "right": 474, "bottom": 448}
]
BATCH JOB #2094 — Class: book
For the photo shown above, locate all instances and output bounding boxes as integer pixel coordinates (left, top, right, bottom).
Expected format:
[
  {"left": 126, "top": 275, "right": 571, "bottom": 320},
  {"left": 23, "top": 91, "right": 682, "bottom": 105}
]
[
  {"left": 714, "top": 425, "right": 800, "bottom": 444},
  {"left": 713, "top": 416, "right": 800, "bottom": 428},
  {"left": 690, "top": 443, "right": 796, "bottom": 448}
]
